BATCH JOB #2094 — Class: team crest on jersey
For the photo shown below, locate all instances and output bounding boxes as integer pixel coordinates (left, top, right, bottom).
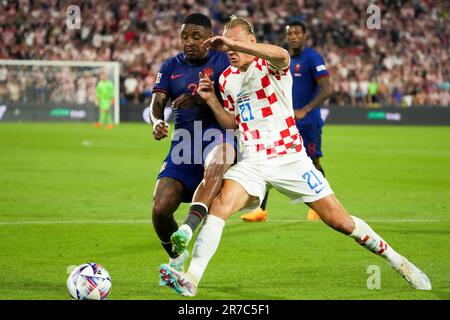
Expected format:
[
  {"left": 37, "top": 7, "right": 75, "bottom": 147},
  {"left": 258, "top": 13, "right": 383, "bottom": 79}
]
[
  {"left": 202, "top": 67, "right": 214, "bottom": 78},
  {"left": 294, "top": 64, "right": 302, "bottom": 77}
]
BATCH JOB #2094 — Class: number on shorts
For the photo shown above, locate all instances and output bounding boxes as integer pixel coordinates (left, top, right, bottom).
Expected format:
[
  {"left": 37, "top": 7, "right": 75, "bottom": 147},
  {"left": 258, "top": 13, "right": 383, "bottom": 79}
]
[{"left": 302, "top": 170, "right": 323, "bottom": 192}]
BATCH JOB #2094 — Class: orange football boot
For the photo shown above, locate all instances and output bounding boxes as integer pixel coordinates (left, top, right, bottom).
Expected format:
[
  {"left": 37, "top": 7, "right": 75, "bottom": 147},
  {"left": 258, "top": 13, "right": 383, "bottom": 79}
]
[
  {"left": 307, "top": 208, "right": 321, "bottom": 221},
  {"left": 241, "top": 208, "right": 267, "bottom": 222}
]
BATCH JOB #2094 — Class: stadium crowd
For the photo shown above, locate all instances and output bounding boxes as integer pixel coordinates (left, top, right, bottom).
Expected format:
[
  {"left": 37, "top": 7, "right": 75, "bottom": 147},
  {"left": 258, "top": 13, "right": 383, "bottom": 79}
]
[{"left": 0, "top": 0, "right": 449, "bottom": 107}]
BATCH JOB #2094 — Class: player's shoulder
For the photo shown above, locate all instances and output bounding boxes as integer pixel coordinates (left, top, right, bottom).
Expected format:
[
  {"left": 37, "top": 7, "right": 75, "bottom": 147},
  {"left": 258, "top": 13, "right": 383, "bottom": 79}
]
[
  {"left": 219, "top": 65, "right": 234, "bottom": 80},
  {"left": 303, "top": 47, "right": 325, "bottom": 60},
  {"left": 173, "top": 53, "right": 186, "bottom": 64},
  {"left": 208, "top": 50, "right": 230, "bottom": 71},
  {"left": 161, "top": 53, "right": 184, "bottom": 68},
  {"left": 218, "top": 66, "right": 230, "bottom": 90}
]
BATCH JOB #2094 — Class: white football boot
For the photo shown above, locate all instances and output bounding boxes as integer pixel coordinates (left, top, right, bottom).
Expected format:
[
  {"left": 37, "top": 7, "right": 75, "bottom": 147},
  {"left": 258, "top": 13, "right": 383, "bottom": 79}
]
[
  {"left": 159, "top": 264, "right": 198, "bottom": 297},
  {"left": 394, "top": 257, "right": 432, "bottom": 290}
]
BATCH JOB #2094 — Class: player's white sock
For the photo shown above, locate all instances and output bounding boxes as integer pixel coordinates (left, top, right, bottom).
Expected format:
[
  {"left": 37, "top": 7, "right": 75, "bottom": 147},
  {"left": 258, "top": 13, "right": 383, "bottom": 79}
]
[
  {"left": 350, "top": 216, "right": 403, "bottom": 268},
  {"left": 187, "top": 214, "right": 225, "bottom": 283},
  {"left": 178, "top": 224, "right": 193, "bottom": 239}
]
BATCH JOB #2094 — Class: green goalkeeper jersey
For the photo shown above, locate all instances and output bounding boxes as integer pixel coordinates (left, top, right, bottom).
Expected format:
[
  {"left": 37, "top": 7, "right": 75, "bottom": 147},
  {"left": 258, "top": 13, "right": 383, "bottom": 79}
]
[{"left": 96, "top": 80, "right": 115, "bottom": 109}]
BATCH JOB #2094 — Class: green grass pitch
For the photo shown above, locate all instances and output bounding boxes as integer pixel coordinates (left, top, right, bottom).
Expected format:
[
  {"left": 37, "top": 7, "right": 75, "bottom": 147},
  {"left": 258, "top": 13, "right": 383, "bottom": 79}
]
[{"left": 0, "top": 123, "right": 449, "bottom": 300}]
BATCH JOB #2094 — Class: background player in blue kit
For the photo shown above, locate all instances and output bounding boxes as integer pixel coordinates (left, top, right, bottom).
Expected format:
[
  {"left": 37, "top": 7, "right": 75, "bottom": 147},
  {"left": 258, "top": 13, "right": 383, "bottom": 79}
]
[
  {"left": 241, "top": 20, "right": 333, "bottom": 222},
  {"left": 150, "top": 13, "right": 235, "bottom": 273}
]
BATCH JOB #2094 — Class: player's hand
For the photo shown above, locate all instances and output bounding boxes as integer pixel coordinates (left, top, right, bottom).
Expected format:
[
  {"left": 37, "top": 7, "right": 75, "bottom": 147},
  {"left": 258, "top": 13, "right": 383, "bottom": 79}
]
[
  {"left": 203, "top": 36, "right": 236, "bottom": 52},
  {"left": 197, "top": 72, "right": 218, "bottom": 103},
  {"left": 294, "top": 108, "right": 308, "bottom": 120},
  {"left": 152, "top": 120, "right": 169, "bottom": 141},
  {"left": 172, "top": 93, "right": 206, "bottom": 109}
]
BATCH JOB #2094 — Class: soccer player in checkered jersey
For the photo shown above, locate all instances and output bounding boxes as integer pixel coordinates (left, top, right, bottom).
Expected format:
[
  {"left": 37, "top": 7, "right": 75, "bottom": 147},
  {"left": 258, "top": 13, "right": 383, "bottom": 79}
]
[
  {"left": 161, "top": 16, "right": 431, "bottom": 296},
  {"left": 241, "top": 20, "right": 332, "bottom": 222}
]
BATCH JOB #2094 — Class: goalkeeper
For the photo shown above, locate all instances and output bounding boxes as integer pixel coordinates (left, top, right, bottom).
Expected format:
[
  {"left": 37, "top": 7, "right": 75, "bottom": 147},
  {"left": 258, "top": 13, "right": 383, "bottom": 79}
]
[{"left": 95, "top": 71, "right": 115, "bottom": 129}]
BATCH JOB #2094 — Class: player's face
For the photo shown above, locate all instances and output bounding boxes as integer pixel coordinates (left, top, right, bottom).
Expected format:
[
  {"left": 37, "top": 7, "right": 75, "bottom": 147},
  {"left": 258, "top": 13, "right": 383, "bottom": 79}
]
[
  {"left": 223, "top": 26, "right": 256, "bottom": 69},
  {"left": 180, "top": 24, "right": 211, "bottom": 61},
  {"left": 286, "top": 25, "right": 306, "bottom": 50}
]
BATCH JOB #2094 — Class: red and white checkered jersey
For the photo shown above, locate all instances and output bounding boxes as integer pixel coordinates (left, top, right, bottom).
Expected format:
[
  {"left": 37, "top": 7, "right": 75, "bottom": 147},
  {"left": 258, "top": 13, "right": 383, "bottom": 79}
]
[{"left": 219, "top": 57, "right": 305, "bottom": 161}]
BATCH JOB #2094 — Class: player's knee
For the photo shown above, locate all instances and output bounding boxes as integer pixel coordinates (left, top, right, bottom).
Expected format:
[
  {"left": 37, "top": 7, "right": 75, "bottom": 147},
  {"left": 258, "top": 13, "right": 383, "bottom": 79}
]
[{"left": 152, "top": 197, "right": 176, "bottom": 218}]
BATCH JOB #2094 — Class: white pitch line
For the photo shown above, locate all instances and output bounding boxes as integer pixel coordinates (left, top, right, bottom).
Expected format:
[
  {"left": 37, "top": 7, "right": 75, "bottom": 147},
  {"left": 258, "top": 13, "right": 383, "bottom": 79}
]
[{"left": 0, "top": 218, "right": 448, "bottom": 226}]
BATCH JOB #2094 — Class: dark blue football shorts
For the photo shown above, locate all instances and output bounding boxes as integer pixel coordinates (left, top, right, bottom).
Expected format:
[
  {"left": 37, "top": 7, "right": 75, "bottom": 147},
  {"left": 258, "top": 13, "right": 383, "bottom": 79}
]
[
  {"left": 157, "top": 124, "right": 237, "bottom": 202},
  {"left": 297, "top": 122, "right": 323, "bottom": 159}
]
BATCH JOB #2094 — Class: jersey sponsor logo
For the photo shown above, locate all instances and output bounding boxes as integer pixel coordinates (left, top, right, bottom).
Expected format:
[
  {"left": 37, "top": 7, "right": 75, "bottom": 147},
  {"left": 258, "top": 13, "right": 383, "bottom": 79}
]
[
  {"left": 156, "top": 72, "right": 162, "bottom": 84},
  {"left": 316, "top": 65, "right": 327, "bottom": 72},
  {"left": 170, "top": 74, "right": 184, "bottom": 80},
  {"left": 294, "top": 63, "right": 302, "bottom": 77},
  {"left": 202, "top": 67, "right": 214, "bottom": 79}
]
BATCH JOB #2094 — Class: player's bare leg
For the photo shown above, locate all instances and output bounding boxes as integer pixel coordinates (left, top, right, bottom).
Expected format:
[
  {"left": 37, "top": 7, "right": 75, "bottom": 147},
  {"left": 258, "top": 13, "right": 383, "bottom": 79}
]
[
  {"left": 307, "top": 194, "right": 432, "bottom": 290},
  {"left": 161, "top": 179, "right": 256, "bottom": 296},
  {"left": 171, "top": 142, "right": 235, "bottom": 253},
  {"left": 152, "top": 177, "right": 188, "bottom": 271},
  {"left": 240, "top": 190, "right": 268, "bottom": 222}
]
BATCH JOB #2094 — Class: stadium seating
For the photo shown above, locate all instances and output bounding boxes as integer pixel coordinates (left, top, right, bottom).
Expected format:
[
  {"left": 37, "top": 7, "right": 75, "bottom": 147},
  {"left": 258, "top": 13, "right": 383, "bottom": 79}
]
[{"left": 0, "top": 0, "right": 448, "bottom": 107}]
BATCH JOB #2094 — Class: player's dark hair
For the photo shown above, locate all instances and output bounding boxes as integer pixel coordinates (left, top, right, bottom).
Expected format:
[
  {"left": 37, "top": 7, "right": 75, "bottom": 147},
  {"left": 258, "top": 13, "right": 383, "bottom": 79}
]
[
  {"left": 183, "top": 13, "right": 212, "bottom": 29},
  {"left": 286, "top": 20, "right": 306, "bottom": 33}
]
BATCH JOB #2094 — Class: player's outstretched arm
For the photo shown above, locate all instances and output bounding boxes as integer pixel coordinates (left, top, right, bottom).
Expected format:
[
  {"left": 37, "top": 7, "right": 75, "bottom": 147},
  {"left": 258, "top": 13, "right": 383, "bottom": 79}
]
[
  {"left": 197, "top": 72, "right": 237, "bottom": 129},
  {"left": 149, "top": 91, "right": 170, "bottom": 140},
  {"left": 205, "top": 36, "right": 290, "bottom": 69}
]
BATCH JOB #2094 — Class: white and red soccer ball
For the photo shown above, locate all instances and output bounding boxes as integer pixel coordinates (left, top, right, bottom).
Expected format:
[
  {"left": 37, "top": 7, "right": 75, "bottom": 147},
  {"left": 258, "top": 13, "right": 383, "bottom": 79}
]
[{"left": 67, "top": 263, "right": 112, "bottom": 300}]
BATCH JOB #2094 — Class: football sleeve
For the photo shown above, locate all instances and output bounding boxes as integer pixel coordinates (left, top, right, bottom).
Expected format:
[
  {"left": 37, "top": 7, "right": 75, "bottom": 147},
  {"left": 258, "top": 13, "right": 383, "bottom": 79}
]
[
  {"left": 265, "top": 58, "right": 291, "bottom": 78},
  {"left": 152, "top": 59, "right": 172, "bottom": 95},
  {"left": 309, "top": 50, "right": 329, "bottom": 80},
  {"left": 219, "top": 75, "right": 235, "bottom": 114}
]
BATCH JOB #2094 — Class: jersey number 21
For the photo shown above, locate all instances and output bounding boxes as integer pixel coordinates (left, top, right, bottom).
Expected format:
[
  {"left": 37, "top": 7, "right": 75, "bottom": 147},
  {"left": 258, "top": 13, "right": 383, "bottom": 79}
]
[{"left": 238, "top": 102, "right": 254, "bottom": 122}]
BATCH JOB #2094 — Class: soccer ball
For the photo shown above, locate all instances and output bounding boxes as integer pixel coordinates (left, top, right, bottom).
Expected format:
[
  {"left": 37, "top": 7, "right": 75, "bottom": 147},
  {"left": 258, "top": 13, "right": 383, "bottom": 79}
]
[{"left": 67, "top": 263, "right": 112, "bottom": 300}]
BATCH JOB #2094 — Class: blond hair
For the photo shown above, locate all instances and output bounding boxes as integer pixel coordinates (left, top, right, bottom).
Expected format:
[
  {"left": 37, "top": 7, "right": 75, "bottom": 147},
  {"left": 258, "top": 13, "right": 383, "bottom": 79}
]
[{"left": 224, "top": 15, "right": 255, "bottom": 35}]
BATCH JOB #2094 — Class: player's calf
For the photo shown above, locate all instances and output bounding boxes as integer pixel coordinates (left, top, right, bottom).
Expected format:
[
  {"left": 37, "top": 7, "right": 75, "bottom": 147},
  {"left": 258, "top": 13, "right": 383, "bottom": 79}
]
[
  {"left": 152, "top": 178, "right": 184, "bottom": 258},
  {"left": 310, "top": 195, "right": 431, "bottom": 290},
  {"left": 308, "top": 195, "right": 354, "bottom": 234}
]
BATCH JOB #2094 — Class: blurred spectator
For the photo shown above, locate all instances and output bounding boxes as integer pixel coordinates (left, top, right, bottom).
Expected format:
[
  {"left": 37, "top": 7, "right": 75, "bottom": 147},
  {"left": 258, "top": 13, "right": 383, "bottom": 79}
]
[
  {"left": 6, "top": 77, "right": 21, "bottom": 102},
  {"left": 0, "top": 0, "right": 448, "bottom": 107}
]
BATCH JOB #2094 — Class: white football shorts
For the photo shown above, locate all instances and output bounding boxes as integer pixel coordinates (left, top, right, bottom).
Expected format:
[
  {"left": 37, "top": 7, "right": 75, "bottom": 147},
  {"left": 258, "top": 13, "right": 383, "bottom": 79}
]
[{"left": 223, "top": 151, "right": 334, "bottom": 211}]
